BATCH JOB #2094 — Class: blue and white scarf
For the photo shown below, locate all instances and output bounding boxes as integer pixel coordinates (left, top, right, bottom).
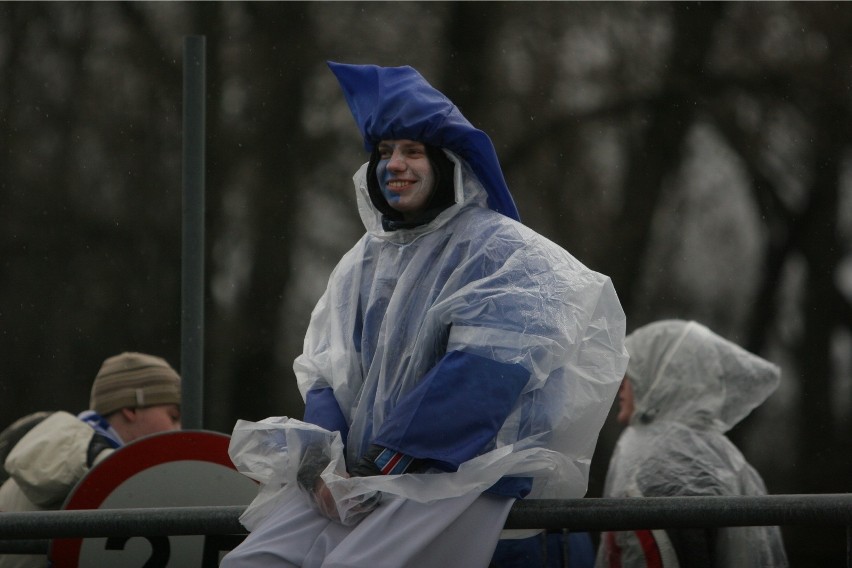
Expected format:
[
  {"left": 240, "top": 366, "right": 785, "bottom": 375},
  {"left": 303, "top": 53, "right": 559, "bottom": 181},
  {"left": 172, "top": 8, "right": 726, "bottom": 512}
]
[{"left": 77, "top": 410, "right": 123, "bottom": 448}]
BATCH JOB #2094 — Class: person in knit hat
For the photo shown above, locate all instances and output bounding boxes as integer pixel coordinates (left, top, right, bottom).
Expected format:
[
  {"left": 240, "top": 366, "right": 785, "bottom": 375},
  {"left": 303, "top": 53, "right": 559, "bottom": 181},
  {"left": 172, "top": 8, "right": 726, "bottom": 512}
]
[
  {"left": 85, "top": 351, "right": 182, "bottom": 446},
  {"left": 0, "top": 352, "right": 181, "bottom": 568}
]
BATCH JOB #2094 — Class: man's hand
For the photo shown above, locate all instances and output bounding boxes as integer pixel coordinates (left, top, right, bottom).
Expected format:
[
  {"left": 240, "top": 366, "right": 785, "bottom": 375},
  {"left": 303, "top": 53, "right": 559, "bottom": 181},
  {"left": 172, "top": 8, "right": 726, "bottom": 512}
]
[
  {"left": 312, "top": 472, "right": 348, "bottom": 521},
  {"left": 297, "top": 444, "right": 341, "bottom": 520}
]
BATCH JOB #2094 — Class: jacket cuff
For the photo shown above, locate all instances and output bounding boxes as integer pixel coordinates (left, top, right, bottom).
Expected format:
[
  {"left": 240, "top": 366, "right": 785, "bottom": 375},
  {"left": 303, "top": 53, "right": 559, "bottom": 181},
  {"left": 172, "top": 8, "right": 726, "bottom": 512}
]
[
  {"left": 350, "top": 444, "right": 420, "bottom": 476},
  {"left": 373, "top": 447, "right": 417, "bottom": 475}
]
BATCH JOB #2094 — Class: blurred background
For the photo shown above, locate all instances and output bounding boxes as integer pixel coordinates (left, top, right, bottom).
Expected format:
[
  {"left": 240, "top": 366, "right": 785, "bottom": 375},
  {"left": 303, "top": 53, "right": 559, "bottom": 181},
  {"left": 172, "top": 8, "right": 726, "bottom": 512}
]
[{"left": 1, "top": 2, "right": 850, "bottom": 564}]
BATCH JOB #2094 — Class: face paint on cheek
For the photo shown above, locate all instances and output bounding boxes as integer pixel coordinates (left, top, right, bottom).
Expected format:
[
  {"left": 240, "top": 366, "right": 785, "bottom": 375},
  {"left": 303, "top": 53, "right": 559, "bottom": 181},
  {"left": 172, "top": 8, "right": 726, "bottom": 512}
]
[{"left": 376, "top": 160, "right": 400, "bottom": 204}]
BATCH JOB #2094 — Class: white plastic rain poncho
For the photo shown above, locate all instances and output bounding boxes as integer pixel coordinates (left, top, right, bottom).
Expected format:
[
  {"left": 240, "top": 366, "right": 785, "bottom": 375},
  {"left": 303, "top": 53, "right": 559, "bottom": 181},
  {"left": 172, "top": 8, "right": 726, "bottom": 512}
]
[
  {"left": 223, "top": 63, "right": 628, "bottom": 568},
  {"left": 596, "top": 320, "right": 788, "bottom": 568}
]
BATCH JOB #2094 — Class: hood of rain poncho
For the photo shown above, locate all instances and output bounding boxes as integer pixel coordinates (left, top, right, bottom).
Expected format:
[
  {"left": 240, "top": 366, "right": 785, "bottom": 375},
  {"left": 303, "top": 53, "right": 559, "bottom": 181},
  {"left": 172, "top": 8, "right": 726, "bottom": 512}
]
[
  {"left": 598, "top": 320, "right": 787, "bottom": 567},
  {"left": 625, "top": 320, "right": 780, "bottom": 431},
  {"left": 327, "top": 61, "right": 520, "bottom": 222}
]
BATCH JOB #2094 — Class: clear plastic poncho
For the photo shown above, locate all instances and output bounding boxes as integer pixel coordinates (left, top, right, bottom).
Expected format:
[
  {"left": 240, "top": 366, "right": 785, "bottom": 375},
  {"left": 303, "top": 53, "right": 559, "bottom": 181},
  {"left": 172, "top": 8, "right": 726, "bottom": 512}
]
[
  {"left": 597, "top": 320, "right": 788, "bottom": 567},
  {"left": 230, "top": 153, "right": 628, "bottom": 527},
  {"left": 229, "top": 62, "right": 628, "bottom": 529}
]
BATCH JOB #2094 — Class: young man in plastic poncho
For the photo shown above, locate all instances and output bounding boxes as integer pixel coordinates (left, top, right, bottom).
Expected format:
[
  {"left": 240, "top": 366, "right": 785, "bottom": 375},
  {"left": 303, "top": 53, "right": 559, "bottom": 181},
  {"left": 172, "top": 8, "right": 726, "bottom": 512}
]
[
  {"left": 222, "top": 62, "right": 629, "bottom": 568},
  {"left": 596, "top": 320, "right": 788, "bottom": 568}
]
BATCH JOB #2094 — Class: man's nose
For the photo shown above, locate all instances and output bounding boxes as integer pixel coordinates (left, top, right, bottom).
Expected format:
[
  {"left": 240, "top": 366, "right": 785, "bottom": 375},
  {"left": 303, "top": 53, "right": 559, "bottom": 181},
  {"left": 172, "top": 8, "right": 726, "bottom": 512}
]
[{"left": 387, "top": 151, "right": 406, "bottom": 171}]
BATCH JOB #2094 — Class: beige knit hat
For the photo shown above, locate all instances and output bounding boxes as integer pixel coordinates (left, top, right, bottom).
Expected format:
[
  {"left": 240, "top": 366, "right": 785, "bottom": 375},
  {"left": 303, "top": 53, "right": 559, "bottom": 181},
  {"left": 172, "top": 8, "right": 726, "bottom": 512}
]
[{"left": 90, "top": 352, "right": 181, "bottom": 416}]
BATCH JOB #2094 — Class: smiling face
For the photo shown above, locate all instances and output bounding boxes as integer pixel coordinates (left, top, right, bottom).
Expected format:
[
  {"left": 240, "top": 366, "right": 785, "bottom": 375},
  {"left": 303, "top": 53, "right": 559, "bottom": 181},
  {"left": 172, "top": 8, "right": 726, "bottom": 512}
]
[{"left": 376, "top": 139, "right": 436, "bottom": 219}]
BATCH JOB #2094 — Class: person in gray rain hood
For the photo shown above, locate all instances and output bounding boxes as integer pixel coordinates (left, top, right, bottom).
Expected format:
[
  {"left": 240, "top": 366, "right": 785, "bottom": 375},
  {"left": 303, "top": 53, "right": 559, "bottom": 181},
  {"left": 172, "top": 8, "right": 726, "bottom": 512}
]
[
  {"left": 597, "top": 320, "right": 788, "bottom": 568},
  {"left": 222, "top": 62, "right": 629, "bottom": 568}
]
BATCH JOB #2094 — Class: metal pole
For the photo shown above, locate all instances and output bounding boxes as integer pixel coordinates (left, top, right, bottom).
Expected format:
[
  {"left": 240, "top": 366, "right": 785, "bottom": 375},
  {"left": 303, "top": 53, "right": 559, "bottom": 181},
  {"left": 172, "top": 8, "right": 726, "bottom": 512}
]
[
  {"left": 0, "top": 506, "right": 245, "bottom": 540},
  {"left": 181, "top": 35, "right": 206, "bottom": 430},
  {"left": 503, "top": 494, "right": 852, "bottom": 531},
  {"left": 847, "top": 525, "right": 851, "bottom": 568},
  {"left": 0, "top": 495, "right": 850, "bottom": 540},
  {"left": 0, "top": 496, "right": 851, "bottom": 558}
]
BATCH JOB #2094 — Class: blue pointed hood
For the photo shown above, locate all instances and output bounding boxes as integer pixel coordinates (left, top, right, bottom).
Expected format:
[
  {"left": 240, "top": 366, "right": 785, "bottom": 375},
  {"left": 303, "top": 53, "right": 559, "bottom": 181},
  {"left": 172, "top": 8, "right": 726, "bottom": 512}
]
[{"left": 328, "top": 61, "right": 520, "bottom": 222}]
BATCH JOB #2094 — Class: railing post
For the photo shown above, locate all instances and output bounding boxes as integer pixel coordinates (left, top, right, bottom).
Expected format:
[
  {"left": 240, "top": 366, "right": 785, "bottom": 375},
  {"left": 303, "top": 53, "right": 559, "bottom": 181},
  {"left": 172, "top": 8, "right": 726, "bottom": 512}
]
[
  {"left": 846, "top": 525, "right": 851, "bottom": 568},
  {"left": 181, "top": 35, "right": 206, "bottom": 430}
]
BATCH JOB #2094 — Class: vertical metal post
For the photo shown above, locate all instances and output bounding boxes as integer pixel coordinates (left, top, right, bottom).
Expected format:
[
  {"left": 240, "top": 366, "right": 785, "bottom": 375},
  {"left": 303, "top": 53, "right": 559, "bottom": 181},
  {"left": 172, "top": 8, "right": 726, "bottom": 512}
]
[
  {"left": 181, "top": 35, "right": 206, "bottom": 430},
  {"left": 847, "top": 525, "right": 851, "bottom": 568}
]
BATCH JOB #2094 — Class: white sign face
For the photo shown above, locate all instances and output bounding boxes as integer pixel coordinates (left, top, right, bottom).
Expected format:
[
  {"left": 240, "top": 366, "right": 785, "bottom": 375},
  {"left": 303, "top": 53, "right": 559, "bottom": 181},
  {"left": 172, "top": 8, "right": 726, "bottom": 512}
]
[{"left": 52, "top": 430, "right": 258, "bottom": 568}]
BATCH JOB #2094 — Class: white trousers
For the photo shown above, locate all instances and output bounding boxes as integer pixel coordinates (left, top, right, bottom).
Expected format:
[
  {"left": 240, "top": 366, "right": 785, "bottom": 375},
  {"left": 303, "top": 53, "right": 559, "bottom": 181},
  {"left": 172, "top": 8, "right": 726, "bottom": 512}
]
[{"left": 221, "top": 491, "right": 514, "bottom": 568}]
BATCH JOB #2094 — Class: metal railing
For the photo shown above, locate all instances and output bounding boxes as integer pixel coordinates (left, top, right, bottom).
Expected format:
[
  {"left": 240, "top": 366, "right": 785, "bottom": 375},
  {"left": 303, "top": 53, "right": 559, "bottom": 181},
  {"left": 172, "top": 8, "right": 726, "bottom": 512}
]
[{"left": 1, "top": 494, "right": 850, "bottom": 564}]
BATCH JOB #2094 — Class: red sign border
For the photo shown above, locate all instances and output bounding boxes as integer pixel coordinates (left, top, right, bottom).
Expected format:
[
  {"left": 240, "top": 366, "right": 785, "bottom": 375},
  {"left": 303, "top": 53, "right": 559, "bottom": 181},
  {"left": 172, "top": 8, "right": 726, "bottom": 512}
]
[{"left": 51, "top": 430, "right": 239, "bottom": 567}]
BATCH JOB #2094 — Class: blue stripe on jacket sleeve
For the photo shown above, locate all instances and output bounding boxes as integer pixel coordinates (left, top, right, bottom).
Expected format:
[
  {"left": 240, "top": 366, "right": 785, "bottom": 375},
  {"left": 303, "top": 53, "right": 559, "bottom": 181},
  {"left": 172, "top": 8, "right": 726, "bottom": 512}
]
[
  {"left": 373, "top": 350, "right": 529, "bottom": 471},
  {"left": 304, "top": 386, "right": 350, "bottom": 445}
]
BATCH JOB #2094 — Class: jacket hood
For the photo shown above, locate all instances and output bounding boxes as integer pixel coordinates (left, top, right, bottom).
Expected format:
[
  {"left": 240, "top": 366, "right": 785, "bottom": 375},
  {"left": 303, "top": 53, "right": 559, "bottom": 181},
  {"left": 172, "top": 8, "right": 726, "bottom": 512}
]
[
  {"left": 328, "top": 61, "right": 520, "bottom": 222},
  {"left": 625, "top": 320, "right": 780, "bottom": 431}
]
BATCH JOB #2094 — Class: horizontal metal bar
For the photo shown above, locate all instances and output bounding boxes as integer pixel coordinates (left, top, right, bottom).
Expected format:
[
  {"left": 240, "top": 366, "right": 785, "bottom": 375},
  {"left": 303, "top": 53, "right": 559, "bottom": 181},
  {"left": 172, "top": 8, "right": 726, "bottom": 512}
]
[
  {"left": 0, "top": 539, "right": 49, "bottom": 554},
  {"left": 0, "top": 494, "right": 849, "bottom": 542},
  {"left": 504, "top": 494, "right": 852, "bottom": 530},
  {"left": 0, "top": 505, "right": 246, "bottom": 540}
]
